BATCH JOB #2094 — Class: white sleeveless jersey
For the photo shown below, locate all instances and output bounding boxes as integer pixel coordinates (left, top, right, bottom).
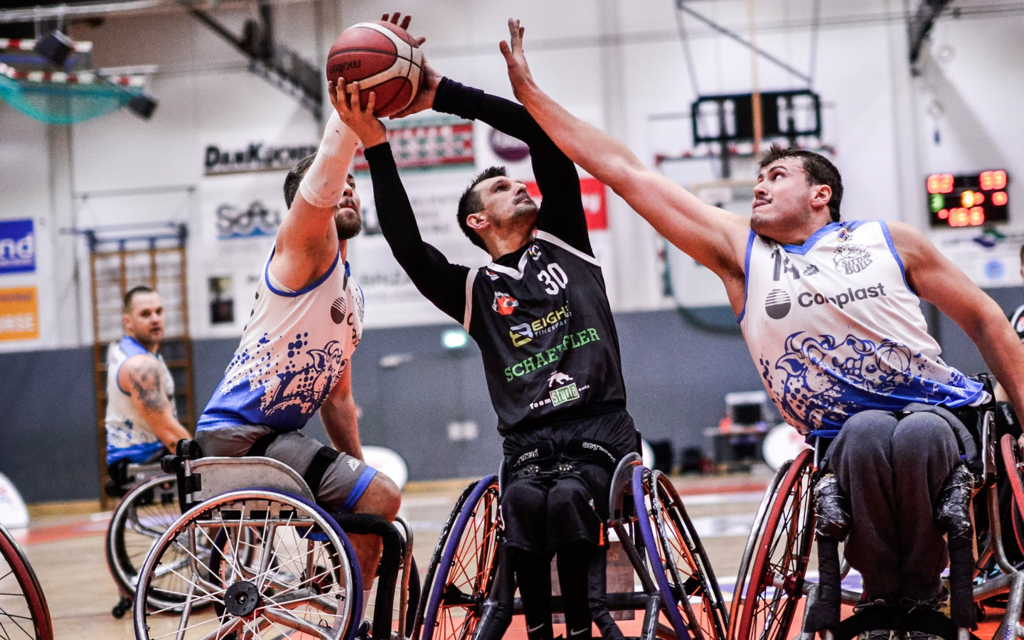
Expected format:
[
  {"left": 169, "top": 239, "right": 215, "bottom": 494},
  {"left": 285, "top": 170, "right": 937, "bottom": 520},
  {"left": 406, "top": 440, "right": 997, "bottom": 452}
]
[
  {"left": 105, "top": 336, "right": 176, "bottom": 464},
  {"left": 739, "top": 220, "right": 984, "bottom": 434},
  {"left": 198, "top": 249, "right": 364, "bottom": 432}
]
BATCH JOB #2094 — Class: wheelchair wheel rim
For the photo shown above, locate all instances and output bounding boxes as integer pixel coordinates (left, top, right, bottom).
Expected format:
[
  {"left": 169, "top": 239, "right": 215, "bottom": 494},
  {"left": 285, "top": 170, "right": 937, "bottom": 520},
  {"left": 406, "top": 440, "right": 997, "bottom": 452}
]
[
  {"left": 0, "top": 523, "right": 52, "bottom": 640},
  {"left": 421, "top": 475, "right": 500, "bottom": 640},
  {"left": 733, "top": 449, "right": 814, "bottom": 640},
  {"left": 412, "top": 479, "right": 482, "bottom": 640},
  {"left": 105, "top": 474, "right": 182, "bottom": 605},
  {"left": 633, "top": 466, "right": 698, "bottom": 640},
  {"left": 999, "top": 434, "right": 1024, "bottom": 556},
  {"left": 132, "top": 489, "right": 360, "bottom": 640}
]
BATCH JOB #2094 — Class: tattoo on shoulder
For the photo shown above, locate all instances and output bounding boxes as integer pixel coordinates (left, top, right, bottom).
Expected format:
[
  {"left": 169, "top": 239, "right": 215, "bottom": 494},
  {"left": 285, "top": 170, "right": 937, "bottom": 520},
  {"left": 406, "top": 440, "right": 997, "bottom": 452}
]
[{"left": 127, "top": 358, "right": 168, "bottom": 412}]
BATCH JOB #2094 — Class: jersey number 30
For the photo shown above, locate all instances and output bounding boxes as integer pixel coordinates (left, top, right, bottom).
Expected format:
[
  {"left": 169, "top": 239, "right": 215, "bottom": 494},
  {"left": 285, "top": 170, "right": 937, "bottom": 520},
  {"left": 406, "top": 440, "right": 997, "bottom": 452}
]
[{"left": 537, "top": 263, "right": 569, "bottom": 294}]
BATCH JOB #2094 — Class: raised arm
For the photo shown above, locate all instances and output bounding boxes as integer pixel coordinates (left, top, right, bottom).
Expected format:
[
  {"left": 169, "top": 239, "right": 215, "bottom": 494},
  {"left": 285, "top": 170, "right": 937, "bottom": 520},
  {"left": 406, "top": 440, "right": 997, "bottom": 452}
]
[
  {"left": 336, "top": 84, "right": 470, "bottom": 323},
  {"left": 272, "top": 82, "right": 361, "bottom": 290},
  {"left": 889, "top": 221, "right": 1024, "bottom": 420},
  {"left": 118, "top": 356, "right": 191, "bottom": 451},
  {"left": 499, "top": 18, "right": 749, "bottom": 283}
]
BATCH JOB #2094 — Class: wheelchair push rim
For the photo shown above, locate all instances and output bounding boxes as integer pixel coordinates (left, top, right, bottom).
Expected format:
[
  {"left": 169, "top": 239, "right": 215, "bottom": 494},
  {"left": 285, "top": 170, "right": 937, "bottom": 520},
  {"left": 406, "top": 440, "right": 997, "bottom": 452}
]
[
  {"left": 105, "top": 473, "right": 182, "bottom": 604},
  {"left": 0, "top": 522, "right": 53, "bottom": 640},
  {"left": 999, "top": 433, "right": 1024, "bottom": 556},
  {"left": 633, "top": 466, "right": 728, "bottom": 640},
  {"left": 730, "top": 449, "right": 815, "bottom": 640},
  {"left": 133, "top": 489, "right": 361, "bottom": 640},
  {"left": 420, "top": 475, "right": 501, "bottom": 640}
]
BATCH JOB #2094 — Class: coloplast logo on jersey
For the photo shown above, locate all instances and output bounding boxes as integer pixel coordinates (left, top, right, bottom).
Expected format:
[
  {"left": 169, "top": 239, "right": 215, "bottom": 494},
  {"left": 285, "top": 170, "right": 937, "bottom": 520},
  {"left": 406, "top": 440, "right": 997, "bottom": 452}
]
[
  {"left": 492, "top": 292, "right": 518, "bottom": 316},
  {"left": 765, "top": 289, "right": 792, "bottom": 319}
]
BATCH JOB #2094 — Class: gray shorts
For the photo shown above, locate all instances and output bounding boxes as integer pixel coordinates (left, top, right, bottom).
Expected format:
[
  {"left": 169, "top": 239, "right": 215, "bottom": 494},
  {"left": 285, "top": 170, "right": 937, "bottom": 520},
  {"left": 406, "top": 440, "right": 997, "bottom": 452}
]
[{"left": 195, "top": 425, "right": 377, "bottom": 513}]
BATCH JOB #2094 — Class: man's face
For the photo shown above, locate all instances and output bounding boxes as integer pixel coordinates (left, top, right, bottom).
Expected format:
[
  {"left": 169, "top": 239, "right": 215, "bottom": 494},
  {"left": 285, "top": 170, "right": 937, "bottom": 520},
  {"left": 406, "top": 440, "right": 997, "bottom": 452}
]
[
  {"left": 334, "top": 174, "right": 363, "bottom": 240},
  {"left": 472, "top": 175, "right": 538, "bottom": 237},
  {"left": 124, "top": 292, "right": 165, "bottom": 347},
  {"left": 751, "top": 158, "right": 823, "bottom": 238}
]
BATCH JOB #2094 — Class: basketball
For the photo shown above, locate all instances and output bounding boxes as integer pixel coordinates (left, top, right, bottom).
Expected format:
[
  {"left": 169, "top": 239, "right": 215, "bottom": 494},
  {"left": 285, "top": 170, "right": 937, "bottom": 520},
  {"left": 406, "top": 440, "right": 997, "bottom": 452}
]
[{"left": 326, "top": 20, "right": 424, "bottom": 117}]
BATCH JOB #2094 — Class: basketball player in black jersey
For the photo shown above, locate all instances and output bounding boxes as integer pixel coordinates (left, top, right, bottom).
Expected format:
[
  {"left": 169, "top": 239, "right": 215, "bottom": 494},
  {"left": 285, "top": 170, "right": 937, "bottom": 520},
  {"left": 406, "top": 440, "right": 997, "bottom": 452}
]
[{"left": 334, "top": 16, "right": 636, "bottom": 640}]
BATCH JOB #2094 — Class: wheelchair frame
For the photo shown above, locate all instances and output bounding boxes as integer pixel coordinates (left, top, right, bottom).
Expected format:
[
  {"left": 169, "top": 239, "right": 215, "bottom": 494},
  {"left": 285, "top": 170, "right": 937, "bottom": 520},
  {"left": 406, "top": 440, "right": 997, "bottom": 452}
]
[
  {"left": 414, "top": 453, "right": 729, "bottom": 640},
  {"left": 729, "top": 404, "right": 1024, "bottom": 640},
  {"left": 131, "top": 449, "right": 417, "bottom": 640}
]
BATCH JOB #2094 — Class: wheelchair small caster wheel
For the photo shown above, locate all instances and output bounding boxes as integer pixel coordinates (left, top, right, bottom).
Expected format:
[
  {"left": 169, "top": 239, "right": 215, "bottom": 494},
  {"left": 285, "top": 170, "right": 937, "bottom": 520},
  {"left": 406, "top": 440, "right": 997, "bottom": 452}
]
[{"left": 112, "top": 596, "right": 131, "bottom": 619}]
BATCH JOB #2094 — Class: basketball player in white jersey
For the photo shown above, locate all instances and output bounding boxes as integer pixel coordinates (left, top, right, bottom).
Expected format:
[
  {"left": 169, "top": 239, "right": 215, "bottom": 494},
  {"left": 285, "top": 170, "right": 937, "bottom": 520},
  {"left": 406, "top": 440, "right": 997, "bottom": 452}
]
[
  {"left": 500, "top": 17, "right": 1024, "bottom": 632},
  {"left": 195, "top": 81, "right": 400, "bottom": 597},
  {"left": 106, "top": 286, "right": 191, "bottom": 484}
]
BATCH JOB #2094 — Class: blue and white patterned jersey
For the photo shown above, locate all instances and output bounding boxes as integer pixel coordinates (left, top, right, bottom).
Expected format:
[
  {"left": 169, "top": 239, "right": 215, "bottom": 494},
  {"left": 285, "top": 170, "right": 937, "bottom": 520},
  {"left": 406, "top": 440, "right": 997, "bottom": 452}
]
[
  {"left": 197, "top": 249, "right": 364, "bottom": 433},
  {"left": 739, "top": 220, "right": 984, "bottom": 434},
  {"left": 105, "top": 336, "right": 175, "bottom": 464}
]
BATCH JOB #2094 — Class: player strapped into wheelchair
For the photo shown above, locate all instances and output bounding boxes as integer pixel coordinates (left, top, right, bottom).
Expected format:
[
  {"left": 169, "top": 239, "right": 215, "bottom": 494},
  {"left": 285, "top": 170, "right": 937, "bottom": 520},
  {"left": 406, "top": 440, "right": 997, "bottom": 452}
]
[
  {"left": 731, "top": 375, "right": 1024, "bottom": 640},
  {"left": 416, "top": 438, "right": 728, "bottom": 640},
  {"left": 130, "top": 439, "right": 417, "bottom": 640}
]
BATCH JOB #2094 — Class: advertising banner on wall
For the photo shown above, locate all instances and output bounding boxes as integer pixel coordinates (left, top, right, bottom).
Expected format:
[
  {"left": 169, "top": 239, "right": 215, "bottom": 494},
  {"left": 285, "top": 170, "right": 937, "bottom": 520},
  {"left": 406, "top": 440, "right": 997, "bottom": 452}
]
[
  {"left": 0, "top": 287, "right": 39, "bottom": 341},
  {"left": 0, "top": 219, "right": 35, "bottom": 275},
  {"left": 933, "top": 228, "right": 1024, "bottom": 288}
]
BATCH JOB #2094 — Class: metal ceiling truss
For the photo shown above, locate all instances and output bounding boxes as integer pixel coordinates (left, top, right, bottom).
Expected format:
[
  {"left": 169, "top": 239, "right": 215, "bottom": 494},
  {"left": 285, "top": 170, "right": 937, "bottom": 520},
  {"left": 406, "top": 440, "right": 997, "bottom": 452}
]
[{"left": 907, "top": 0, "right": 954, "bottom": 70}]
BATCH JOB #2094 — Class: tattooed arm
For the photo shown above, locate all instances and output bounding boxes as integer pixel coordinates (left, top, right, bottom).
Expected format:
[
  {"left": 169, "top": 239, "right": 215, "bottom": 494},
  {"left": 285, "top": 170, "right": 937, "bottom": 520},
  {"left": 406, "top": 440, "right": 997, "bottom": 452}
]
[{"left": 118, "top": 355, "right": 192, "bottom": 450}]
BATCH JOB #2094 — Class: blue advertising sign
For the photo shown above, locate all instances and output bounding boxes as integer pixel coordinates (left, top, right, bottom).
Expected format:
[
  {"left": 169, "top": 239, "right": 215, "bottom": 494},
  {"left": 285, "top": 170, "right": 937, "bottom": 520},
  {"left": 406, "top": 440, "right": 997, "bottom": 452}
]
[{"left": 0, "top": 219, "right": 35, "bottom": 275}]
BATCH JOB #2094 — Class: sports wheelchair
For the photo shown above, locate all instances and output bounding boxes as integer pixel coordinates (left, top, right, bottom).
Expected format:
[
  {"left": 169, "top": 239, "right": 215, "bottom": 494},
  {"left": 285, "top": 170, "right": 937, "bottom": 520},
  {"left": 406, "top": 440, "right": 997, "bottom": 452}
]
[
  {"left": 131, "top": 441, "right": 418, "bottom": 640},
  {"left": 412, "top": 453, "right": 728, "bottom": 640},
  {"left": 105, "top": 458, "right": 180, "bottom": 619},
  {"left": 729, "top": 393, "right": 1024, "bottom": 640}
]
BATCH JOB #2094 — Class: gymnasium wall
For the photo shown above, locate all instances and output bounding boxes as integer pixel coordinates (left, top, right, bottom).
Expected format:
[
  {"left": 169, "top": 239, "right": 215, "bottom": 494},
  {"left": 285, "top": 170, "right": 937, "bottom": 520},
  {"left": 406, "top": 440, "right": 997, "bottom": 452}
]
[
  {"left": 1, "top": 1, "right": 1023, "bottom": 351},
  {"left": 2, "top": 289, "right": 1023, "bottom": 504}
]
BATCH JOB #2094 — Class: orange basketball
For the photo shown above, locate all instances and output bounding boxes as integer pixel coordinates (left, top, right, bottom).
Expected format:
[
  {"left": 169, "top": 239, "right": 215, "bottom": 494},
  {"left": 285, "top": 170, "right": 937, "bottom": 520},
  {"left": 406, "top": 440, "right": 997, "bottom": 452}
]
[{"left": 326, "top": 21, "right": 424, "bottom": 117}]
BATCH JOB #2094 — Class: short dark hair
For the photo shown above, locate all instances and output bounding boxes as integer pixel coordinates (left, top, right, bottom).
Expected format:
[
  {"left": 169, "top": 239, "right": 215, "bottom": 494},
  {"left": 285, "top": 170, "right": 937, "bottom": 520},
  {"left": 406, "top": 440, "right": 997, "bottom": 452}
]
[
  {"left": 284, "top": 153, "right": 317, "bottom": 209},
  {"left": 759, "top": 144, "right": 843, "bottom": 222},
  {"left": 123, "top": 286, "right": 155, "bottom": 313},
  {"left": 457, "top": 166, "right": 507, "bottom": 251}
]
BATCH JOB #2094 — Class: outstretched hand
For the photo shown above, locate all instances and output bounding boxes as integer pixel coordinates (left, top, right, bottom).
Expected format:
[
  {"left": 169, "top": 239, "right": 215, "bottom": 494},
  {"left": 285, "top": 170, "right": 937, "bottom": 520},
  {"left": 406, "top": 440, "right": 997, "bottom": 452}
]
[
  {"left": 381, "top": 11, "right": 439, "bottom": 119},
  {"left": 330, "top": 79, "right": 388, "bottom": 148},
  {"left": 499, "top": 18, "right": 535, "bottom": 104}
]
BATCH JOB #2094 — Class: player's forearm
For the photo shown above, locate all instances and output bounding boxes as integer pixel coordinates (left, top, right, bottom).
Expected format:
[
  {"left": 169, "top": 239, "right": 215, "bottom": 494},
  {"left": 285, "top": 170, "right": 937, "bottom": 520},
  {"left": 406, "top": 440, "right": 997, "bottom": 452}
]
[
  {"left": 321, "top": 396, "right": 362, "bottom": 460},
  {"left": 969, "top": 305, "right": 1024, "bottom": 418},
  {"left": 297, "top": 110, "right": 360, "bottom": 210},
  {"left": 515, "top": 79, "right": 643, "bottom": 191},
  {"left": 142, "top": 409, "right": 191, "bottom": 451}
]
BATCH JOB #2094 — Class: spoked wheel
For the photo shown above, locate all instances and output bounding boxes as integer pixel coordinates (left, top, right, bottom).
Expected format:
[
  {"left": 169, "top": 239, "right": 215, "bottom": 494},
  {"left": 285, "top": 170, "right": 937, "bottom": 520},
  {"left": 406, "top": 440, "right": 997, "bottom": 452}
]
[
  {"left": 633, "top": 467, "right": 728, "bottom": 640},
  {"left": 729, "top": 449, "right": 815, "bottom": 640},
  {"left": 411, "top": 479, "right": 484, "bottom": 640},
  {"left": 1000, "top": 434, "right": 1024, "bottom": 555},
  {"left": 419, "top": 475, "right": 500, "bottom": 640},
  {"left": 106, "top": 474, "right": 184, "bottom": 611},
  {"left": 133, "top": 490, "right": 360, "bottom": 640},
  {"left": 0, "top": 524, "right": 52, "bottom": 640}
]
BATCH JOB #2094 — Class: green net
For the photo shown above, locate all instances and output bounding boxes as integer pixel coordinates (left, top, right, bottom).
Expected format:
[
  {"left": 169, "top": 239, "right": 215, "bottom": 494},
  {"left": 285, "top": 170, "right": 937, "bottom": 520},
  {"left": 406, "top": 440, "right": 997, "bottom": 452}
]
[{"left": 0, "top": 74, "right": 142, "bottom": 125}]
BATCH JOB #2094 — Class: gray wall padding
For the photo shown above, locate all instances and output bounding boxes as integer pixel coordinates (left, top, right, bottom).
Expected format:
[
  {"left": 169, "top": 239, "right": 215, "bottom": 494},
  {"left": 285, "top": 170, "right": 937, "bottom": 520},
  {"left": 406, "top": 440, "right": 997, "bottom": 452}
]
[{"left": 2, "top": 291, "right": 1022, "bottom": 502}]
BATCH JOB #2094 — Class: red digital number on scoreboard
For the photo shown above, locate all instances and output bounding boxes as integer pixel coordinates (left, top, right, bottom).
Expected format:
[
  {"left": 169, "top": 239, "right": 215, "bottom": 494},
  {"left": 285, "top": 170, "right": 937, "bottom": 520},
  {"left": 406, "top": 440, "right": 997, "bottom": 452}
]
[{"left": 927, "top": 170, "right": 1009, "bottom": 228}]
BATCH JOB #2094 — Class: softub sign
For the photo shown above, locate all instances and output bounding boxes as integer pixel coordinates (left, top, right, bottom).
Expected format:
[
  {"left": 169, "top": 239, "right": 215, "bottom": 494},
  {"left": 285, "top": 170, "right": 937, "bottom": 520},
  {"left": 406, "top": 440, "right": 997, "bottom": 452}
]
[{"left": 0, "top": 219, "right": 34, "bottom": 275}]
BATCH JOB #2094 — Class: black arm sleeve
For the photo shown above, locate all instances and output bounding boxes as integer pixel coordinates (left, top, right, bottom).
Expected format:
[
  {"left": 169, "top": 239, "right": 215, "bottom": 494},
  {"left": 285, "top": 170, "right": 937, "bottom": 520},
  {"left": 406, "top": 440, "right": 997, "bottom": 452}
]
[
  {"left": 433, "top": 78, "right": 593, "bottom": 255},
  {"left": 364, "top": 143, "right": 470, "bottom": 323}
]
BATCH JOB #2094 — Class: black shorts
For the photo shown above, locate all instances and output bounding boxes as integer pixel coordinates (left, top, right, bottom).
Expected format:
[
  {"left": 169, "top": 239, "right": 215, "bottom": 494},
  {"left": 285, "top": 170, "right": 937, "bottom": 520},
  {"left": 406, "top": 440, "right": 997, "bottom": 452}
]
[{"left": 500, "top": 410, "right": 637, "bottom": 555}]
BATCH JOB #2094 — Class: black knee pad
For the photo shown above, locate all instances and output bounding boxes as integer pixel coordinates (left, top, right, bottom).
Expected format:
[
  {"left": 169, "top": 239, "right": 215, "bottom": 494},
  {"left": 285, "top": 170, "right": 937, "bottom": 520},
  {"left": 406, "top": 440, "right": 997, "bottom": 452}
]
[
  {"left": 814, "top": 472, "right": 851, "bottom": 541},
  {"left": 934, "top": 463, "right": 975, "bottom": 540}
]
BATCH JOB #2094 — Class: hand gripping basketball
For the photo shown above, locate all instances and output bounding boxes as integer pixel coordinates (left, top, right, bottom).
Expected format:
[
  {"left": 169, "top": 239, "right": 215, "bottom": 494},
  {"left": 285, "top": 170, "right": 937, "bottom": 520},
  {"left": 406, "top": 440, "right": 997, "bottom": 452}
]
[{"left": 326, "top": 13, "right": 425, "bottom": 117}]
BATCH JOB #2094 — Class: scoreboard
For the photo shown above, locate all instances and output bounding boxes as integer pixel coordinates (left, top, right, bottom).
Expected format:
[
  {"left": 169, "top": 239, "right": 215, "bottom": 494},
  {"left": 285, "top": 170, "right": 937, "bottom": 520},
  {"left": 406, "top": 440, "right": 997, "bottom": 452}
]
[{"left": 927, "top": 170, "right": 1009, "bottom": 228}]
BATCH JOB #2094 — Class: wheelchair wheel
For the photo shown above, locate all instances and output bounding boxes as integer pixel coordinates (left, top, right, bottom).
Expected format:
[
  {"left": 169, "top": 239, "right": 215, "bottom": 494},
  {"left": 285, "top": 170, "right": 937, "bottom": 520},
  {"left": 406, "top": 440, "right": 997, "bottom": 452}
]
[
  {"left": 0, "top": 523, "right": 52, "bottom": 640},
  {"left": 133, "top": 490, "right": 360, "bottom": 640},
  {"left": 999, "top": 434, "right": 1024, "bottom": 554},
  {"left": 730, "top": 448, "right": 815, "bottom": 640},
  {"left": 633, "top": 467, "right": 727, "bottom": 640},
  {"left": 419, "top": 475, "right": 500, "bottom": 640},
  {"left": 105, "top": 473, "right": 181, "bottom": 607}
]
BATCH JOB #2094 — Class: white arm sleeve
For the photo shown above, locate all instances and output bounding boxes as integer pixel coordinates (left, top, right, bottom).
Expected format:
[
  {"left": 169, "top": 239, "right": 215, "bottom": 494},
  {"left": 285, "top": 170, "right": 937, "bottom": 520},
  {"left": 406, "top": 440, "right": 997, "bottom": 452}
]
[{"left": 297, "top": 110, "right": 361, "bottom": 209}]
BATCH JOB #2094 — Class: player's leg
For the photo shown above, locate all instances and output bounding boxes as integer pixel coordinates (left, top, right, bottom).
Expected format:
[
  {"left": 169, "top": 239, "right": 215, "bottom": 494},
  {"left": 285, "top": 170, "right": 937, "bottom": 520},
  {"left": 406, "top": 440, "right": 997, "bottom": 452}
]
[
  {"left": 555, "top": 542, "right": 596, "bottom": 640},
  {"left": 502, "top": 476, "right": 555, "bottom": 640},
  {"left": 891, "top": 411, "right": 961, "bottom": 602},
  {"left": 823, "top": 410, "right": 901, "bottom": 599}
]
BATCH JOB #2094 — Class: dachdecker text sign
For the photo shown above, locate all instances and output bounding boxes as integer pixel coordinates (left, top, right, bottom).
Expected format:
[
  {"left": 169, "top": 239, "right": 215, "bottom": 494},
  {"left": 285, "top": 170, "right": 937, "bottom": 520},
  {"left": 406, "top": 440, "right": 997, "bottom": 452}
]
[{"left": 0, "top": 219, "right": 34, "bottom": 275}]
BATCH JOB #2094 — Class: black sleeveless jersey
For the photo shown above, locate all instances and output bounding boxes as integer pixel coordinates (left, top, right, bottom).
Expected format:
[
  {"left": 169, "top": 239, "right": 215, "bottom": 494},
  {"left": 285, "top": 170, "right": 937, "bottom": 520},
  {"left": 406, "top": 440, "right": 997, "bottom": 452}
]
[{"left": 464, "top": 230, "right": 627, "bottom": 435}]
